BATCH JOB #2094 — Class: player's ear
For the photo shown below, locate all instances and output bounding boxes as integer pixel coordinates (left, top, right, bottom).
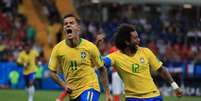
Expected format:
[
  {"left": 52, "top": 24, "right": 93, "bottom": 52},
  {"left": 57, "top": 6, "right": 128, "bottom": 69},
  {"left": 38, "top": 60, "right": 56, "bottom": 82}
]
[{"left": 125, "top": 41, "right": 130, "bottom": 46}]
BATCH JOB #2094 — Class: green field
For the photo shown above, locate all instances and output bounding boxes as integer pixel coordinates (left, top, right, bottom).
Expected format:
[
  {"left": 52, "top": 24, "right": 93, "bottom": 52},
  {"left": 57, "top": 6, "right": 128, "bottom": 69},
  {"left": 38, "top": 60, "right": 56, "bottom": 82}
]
[{"left": 0, "top": 89, "right": 200, "bottom": 101}]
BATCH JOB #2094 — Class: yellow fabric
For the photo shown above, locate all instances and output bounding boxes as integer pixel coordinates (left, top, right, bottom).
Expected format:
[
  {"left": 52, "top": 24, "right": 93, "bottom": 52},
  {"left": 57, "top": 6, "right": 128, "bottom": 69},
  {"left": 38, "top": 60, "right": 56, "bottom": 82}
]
[
  {"left": 48, "top": 39, "right": 104, "bottom": 99},
  {"left": 17, "top": 49, "right": 39, "bottom": 75},
  {"left": 107, "top": 47, "right": 162, "bottom": 98}
]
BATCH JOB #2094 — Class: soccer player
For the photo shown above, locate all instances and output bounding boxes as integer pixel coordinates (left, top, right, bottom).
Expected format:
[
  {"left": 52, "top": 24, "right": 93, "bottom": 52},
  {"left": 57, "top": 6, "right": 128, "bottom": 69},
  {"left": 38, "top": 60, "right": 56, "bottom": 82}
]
[
  {"left": 103, "top": 24, "right": 183, "bottom": 101},
  {"left": 17, "top": 42, "right": 39, "bottom": 101},
  {"left": 48, "top": 14, "right": 112, "bottom": 101},
  {"left": 96, "top": 34, "right": 123, "bottom": 101}
]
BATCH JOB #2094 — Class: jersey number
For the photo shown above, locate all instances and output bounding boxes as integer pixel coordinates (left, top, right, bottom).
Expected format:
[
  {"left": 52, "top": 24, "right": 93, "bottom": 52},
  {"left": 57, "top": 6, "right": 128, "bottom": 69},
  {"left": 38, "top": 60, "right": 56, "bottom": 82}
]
[
  {"left": 70, "top": 60, "right": 77, "bottom": 70},
  {"left": 132, "top": 64, "right": 139, "bottom": 73}
]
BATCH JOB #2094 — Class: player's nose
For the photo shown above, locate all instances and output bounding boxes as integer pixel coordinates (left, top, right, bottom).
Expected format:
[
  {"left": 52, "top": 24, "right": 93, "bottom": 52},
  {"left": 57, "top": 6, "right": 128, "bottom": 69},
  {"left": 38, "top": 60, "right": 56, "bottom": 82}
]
[{"left": 66, "top": 25, "right": 71, "bottom": 29}]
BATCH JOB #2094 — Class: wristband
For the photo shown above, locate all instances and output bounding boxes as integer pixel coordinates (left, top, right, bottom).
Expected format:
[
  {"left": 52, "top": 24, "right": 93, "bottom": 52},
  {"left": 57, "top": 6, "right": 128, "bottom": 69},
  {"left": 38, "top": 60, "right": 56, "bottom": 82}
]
[{"left": 171, "top": 82, "right": 179, "bottom": 90}]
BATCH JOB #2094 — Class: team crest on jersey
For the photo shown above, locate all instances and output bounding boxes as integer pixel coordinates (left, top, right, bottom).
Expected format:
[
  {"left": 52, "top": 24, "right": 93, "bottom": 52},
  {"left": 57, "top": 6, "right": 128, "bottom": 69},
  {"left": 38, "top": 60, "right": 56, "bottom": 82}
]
[
  {"left": 81, "top": 52, "right": 86, "bottom": 59},
  {"left": 140, "top": 57, "right": 144, "bottom": 63}
]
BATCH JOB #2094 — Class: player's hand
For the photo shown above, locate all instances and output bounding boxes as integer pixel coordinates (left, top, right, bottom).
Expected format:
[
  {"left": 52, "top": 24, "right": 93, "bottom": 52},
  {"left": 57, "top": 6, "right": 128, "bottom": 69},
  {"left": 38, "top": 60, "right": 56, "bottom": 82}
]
[
  {"left": 105, "top": 89, "right": 113, "bottom": 101},
  {"left": 64, "top": 85, "right": 72, "bottom": 94},
  {"left": 96, "top": 34, "right": 105, "bottom": 42},
  {"left": 174, "top": 88, "right": 183, "bottom": 97}
]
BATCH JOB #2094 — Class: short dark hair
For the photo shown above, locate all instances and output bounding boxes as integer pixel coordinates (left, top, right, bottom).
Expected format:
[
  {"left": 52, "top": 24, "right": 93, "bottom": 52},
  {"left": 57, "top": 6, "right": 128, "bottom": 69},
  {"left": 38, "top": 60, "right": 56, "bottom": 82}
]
[
  {"left": 115, "top": 23, "right": 136, "bottom": 52},
  {"left": 63, "top": 13, "right": 80, "bottom": 24}
]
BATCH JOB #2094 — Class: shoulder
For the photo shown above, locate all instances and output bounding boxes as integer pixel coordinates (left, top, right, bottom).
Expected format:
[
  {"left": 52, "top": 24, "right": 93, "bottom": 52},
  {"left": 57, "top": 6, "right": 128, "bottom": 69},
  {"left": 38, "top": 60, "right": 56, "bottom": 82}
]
[
  {"left": 55, "top": 40, "right": 66, "bottom": 47},
  {"left": 82, "top": 38, "right": 97, "bottom": 48},
  {"left": 137, "top": 47, "right": 155, "bottom": 57},
  {"left": 53, "top": 40, "right": 66, "bottom": 50},
  {"left": 138, "top": 47, "right": 152, "bottom": 53},
  {"left": 111, "top": 50, "right": 119, "bottom": 55},
  {"left": 107, "top": 50, "right": 120, "bottom": 58}
]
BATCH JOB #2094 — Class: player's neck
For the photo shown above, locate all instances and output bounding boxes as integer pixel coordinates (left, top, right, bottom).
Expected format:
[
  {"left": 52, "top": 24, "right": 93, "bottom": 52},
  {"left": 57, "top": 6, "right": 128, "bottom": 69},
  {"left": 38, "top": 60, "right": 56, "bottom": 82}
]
[
  {"left": 66, "top": 37, "right": 81, "bottom": 48},
  {"left": 25, "top": 50, "right": 30, "bottom": 54},
  {"left": 124, "top": 48, "right": 136, "bottom": 57},
  {"left": 127, "top": 51, "right": 135, "bottom": 57}
]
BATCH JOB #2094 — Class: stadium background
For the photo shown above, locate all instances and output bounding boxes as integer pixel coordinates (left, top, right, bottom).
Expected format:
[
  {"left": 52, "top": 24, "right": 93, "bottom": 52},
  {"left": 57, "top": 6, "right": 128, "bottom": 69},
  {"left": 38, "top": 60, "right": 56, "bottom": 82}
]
[{"left": 0, "top": 0, "right": 201, "bottom": 101}]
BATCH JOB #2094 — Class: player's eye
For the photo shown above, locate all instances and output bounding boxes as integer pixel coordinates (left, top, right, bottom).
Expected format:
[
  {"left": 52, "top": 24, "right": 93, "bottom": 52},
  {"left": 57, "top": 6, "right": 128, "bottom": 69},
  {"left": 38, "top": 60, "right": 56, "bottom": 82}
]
[{"left": 64, "top": 22, "right": 68, "bottom": 25}]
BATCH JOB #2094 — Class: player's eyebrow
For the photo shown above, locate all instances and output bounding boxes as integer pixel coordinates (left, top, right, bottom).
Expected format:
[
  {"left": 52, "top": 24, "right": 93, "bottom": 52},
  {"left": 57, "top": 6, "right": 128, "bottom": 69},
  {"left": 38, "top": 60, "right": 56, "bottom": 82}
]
[{"left": 64, "top": 21, "right": 74, "bottom": 25}]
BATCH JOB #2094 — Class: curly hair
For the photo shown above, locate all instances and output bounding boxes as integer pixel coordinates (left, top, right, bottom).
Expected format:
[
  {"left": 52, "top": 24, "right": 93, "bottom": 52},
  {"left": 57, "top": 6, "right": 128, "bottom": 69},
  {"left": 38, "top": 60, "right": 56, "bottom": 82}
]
[{"left": 115, "top": 24, "right": 136, "bottom": 52}]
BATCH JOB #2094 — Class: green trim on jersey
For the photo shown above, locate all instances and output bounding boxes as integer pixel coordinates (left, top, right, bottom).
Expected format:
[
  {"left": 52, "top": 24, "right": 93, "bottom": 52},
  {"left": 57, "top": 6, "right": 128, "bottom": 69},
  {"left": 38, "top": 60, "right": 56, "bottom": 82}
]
[{"left": 65, "top": 38, "right": 83, "bottom": 47}]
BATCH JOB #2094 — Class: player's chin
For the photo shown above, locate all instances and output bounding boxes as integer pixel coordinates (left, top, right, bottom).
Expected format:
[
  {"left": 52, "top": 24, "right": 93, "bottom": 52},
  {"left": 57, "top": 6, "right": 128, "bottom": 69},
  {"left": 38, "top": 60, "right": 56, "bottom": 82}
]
[
  {"left": 67, "top": 37, "right": 73, "bottom": 40},
  {"left": 66, "top": 34, "right": 73, "bottom": 39}
]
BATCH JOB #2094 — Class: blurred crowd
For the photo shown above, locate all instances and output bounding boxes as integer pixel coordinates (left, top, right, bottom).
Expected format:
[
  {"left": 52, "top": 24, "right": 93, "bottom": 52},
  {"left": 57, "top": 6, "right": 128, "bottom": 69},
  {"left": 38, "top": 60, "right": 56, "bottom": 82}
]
[
  {"left": 0, "top": 0, "right": 26, "bottom": 62},
  {"left": 79, "top": 4, "right": 201, "bottom": 66},
  {"left": 0, "top": 0, "right": 58, "bottom": 62},
  {"left": 1, "top": 1, "right": 201, "bottom": 66}
]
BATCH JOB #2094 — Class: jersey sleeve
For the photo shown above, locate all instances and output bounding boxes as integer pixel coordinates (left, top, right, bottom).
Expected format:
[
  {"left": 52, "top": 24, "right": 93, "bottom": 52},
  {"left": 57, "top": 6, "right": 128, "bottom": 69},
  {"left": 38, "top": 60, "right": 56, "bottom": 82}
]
[
  {"left": 145, "top": 48, "right": 162, "bottom": 70},
  {"left": 103, "top": 55, "right": 114, "bottom": 69},
  {"left": 90, "top": 44, "right": 104, "bottom": 68},
  {"left": 48, "top": 46, "right": 58, "bottom": 71},
  {"left": 103, "top": 53, "right": 115, "bottom": 67}
]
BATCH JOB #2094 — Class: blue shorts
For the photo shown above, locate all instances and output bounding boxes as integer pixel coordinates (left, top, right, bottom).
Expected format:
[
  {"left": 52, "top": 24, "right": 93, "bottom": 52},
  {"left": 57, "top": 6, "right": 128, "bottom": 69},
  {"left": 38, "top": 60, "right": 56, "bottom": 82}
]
[
  {"left": 126, "top": 96, "right": 163, "bottom": 101},
  {"left": 71, "top": 89, "right": 100, "bottom": 101},
  {"left": 24, "top": 72, "right": 35, "bottom": 85}
]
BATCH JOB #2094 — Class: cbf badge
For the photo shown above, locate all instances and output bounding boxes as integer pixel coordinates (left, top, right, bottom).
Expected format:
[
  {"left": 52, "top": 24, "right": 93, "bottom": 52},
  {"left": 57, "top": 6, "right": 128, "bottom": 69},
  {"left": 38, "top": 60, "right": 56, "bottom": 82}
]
[
  {"left": 81, "top": 52, "right": 86, "bottom": 59},
  {"left": 140, "top": 57, "right": 144, "bottom": 63}
]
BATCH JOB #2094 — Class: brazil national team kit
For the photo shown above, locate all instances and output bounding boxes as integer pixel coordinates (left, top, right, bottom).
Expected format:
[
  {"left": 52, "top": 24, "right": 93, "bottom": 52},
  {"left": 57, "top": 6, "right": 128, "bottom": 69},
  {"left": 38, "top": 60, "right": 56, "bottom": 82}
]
[
  {"left": 104, "top": 47, "right": 163, "bottom": 101},
  {"left": 49, "top": 38, "right": 104, "bottom": 100}
]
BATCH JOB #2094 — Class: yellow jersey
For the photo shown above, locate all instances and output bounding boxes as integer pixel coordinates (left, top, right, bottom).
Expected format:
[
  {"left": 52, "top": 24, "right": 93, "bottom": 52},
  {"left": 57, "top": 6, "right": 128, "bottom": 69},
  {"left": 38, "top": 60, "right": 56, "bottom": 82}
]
[
  {"left": 17, "top": 49, "right": 39, "bottom": 75},
  {"left": 105, "top": 47, "right": 162, "bottom": 98},
  {"left": 48, "top": 38, "right": 104, "bottom": 99}
]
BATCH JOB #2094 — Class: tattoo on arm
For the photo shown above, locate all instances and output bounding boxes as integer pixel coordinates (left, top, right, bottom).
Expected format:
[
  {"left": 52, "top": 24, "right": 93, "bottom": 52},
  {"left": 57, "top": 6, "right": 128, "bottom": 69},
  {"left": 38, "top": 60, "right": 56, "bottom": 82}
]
[{"left": 157, "top": 66, "right": 174, "bottom": 84}]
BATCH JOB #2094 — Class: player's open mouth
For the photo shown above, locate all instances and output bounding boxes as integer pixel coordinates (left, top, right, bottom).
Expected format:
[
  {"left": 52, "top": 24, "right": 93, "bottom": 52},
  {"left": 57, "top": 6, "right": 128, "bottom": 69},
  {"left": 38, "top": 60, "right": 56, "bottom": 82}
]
[{"left": 66, "top": 29, "right": 72, "bottom": 34}]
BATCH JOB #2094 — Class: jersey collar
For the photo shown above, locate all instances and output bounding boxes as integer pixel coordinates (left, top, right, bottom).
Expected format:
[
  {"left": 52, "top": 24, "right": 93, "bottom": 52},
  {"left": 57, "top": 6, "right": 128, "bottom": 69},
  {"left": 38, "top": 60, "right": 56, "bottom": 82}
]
[{"left": 65, "top": 38, "right": 83, "bottom": 48}]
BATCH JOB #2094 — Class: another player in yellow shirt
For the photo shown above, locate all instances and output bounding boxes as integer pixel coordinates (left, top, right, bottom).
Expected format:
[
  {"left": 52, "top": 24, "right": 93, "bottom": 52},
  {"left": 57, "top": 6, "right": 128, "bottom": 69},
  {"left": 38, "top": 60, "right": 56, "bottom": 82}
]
[
  {"left": 103, "top": 24, "right": 183, "bottom": 101},
  {"left": 48, "top": 14, "right": 112, "bottom": 101},
  {"left": 17, "top": 42, "right": 39, "bottom": 101}
]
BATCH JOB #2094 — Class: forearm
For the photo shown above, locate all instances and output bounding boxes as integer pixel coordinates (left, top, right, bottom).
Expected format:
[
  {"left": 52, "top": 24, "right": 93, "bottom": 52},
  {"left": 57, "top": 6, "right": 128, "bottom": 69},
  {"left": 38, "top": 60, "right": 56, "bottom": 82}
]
[
  {"left": 157, "top": 66, "right": 183, "bottom": 96},
  {"left": 157, "top": 66, "right": 174, "bottom": 84},
  {"left": 98, "top": 66, "right": 110, "bottom": 92},
  {"left": 50, "top": 71, "right": 66, "bottom": 89}
]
